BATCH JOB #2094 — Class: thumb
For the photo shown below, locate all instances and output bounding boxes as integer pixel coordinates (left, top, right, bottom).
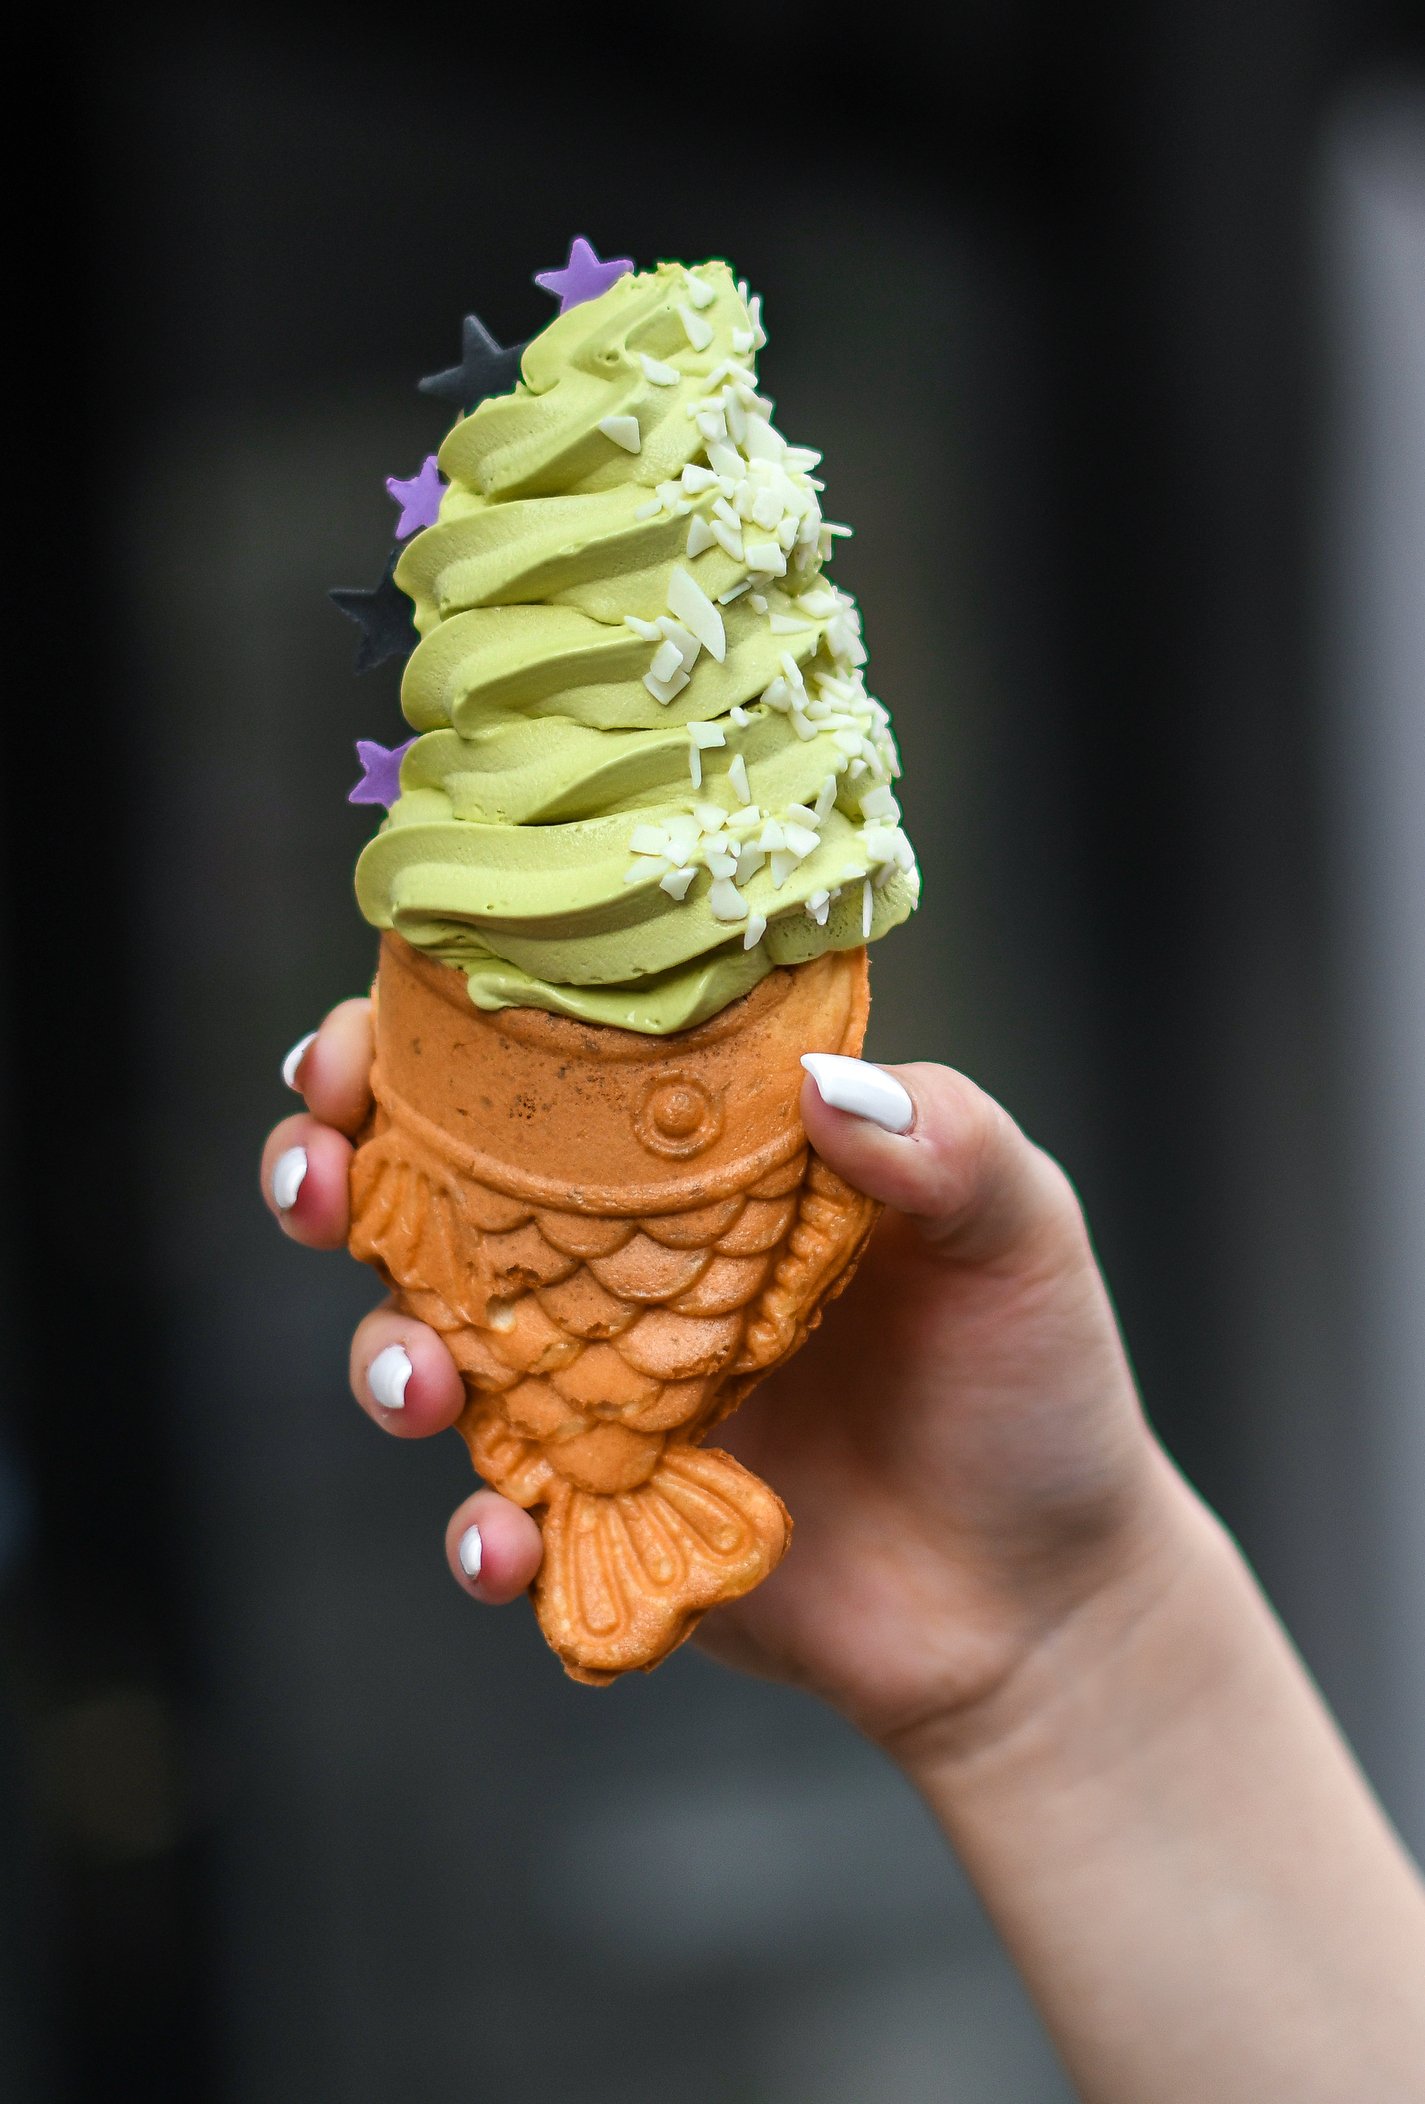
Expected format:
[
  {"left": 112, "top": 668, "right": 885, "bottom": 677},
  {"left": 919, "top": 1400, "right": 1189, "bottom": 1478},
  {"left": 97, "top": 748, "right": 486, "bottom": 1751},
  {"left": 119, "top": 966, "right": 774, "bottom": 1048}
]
[{"left": 799, "top": 1054, "right": 1083, "bottom": 1269}]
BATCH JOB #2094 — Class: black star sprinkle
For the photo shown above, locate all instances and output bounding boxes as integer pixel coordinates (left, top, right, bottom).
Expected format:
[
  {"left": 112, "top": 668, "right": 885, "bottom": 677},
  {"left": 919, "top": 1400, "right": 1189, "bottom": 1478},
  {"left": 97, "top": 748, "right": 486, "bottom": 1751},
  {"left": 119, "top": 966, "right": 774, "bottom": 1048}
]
[
  {"left": 329, "top": 550, "right": 418, "bottom": 673},
  {"left": 418, "top": 312, "right": 526, "bottom": 410}
]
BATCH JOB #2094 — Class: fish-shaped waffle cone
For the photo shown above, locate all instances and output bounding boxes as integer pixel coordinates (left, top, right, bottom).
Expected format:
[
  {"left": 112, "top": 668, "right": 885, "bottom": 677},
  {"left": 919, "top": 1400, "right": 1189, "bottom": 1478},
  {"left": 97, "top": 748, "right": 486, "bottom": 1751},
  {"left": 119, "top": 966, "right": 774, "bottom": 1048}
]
[{"left": 348, "top": 933, "right": 879, "bottom": 1682}]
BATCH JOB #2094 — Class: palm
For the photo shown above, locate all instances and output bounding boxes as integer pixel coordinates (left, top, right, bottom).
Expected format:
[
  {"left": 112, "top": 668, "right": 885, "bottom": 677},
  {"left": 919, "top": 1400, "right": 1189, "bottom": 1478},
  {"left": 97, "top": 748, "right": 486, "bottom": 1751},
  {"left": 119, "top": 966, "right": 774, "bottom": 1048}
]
[{"left": 704, "top": 1208, "right": 1149, "bottom": 1742}]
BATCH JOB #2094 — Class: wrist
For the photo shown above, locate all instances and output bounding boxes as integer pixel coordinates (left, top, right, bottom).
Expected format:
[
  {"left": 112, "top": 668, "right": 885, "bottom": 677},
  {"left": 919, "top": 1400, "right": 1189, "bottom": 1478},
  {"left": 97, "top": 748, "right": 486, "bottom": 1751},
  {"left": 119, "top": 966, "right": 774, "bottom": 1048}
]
[{"left": 885, "top": 1452, "right": 1229, "bottom": 1807}]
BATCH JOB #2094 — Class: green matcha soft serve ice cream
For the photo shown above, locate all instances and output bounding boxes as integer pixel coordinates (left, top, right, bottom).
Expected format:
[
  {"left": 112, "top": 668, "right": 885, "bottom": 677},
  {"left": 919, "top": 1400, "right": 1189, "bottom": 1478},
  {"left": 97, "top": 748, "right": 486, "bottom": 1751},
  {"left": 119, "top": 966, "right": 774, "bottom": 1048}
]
[{"left": 354, "top": 257, "right": 919, "bottom": 1034}]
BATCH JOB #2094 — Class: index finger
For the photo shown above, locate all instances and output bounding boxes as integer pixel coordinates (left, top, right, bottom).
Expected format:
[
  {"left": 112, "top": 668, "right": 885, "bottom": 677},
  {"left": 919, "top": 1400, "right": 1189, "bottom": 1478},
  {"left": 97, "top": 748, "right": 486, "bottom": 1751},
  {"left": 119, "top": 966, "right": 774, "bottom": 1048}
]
[{"left": 284, "top": 996, "right": 375, "bottom": 1136}]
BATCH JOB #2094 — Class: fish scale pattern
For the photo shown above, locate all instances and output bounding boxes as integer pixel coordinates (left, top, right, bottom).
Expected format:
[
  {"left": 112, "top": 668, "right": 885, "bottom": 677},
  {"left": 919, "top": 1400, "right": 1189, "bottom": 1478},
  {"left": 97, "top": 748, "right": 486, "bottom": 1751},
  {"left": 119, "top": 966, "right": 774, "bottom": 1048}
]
[{"left": 349, "top": 1102, "right": 878, "bottom": 1679}]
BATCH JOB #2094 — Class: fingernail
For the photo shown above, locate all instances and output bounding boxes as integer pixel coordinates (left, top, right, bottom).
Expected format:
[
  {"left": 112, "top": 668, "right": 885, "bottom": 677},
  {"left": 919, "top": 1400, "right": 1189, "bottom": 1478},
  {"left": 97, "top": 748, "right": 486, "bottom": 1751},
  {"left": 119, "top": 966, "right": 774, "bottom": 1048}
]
[
  {"left": 281, "top": 1030, "right": 318, "bottom": 1091},
  {"left": 458, "top": 1525, "right": 483, "bottom": 1581},
  {"left": 368, "top": 1343, "right": 411, "bottom": 1412},
  {"left": 272, "top": 1145, "right": 308, "bottom": 1210},
  {"left": 800, "top": 1053, "right": 914, "bottom": 1134}
]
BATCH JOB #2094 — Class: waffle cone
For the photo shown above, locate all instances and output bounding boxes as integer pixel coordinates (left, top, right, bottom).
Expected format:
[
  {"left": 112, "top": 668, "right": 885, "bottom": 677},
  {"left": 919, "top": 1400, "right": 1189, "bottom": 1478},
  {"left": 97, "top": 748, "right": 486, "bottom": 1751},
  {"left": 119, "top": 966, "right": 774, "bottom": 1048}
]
[{"left": 349, "top": 933, "right": 878, "bottom": 1682}]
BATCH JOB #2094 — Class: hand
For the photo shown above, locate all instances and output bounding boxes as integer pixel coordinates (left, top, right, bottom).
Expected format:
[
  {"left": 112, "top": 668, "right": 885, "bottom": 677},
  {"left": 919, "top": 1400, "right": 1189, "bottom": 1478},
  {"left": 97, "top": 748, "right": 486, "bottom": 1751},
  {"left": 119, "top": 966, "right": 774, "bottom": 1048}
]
[{"left": 261, "top": 997, "right": 1189, "bottom": 1756}]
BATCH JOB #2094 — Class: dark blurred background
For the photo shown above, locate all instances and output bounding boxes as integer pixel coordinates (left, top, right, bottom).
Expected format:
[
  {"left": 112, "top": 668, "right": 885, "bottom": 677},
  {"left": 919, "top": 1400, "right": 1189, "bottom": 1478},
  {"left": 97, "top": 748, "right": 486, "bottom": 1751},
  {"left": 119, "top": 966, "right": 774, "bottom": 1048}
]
[{"left": 6, "top": 4, "right": 1425, "bottom": 2097}]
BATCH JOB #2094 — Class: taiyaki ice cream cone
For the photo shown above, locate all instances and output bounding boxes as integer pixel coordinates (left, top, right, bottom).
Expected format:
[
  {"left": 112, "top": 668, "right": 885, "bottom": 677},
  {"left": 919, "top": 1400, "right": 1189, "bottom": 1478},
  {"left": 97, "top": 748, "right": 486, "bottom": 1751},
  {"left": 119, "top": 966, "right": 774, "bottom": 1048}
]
[
  {"left": 350, "top": 932, "right": 877, "bottom": 1681},
  {"left": 337, "top": 245, "right": 919, "bottom": 1681}
]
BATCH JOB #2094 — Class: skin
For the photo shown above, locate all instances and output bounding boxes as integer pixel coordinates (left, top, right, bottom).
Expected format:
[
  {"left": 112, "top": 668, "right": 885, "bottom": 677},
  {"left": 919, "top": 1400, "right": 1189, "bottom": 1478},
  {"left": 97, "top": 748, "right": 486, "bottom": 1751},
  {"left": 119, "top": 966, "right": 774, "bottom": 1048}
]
[{"left": 262, "top": 1000, "right": 1425, "bottom": 2102}]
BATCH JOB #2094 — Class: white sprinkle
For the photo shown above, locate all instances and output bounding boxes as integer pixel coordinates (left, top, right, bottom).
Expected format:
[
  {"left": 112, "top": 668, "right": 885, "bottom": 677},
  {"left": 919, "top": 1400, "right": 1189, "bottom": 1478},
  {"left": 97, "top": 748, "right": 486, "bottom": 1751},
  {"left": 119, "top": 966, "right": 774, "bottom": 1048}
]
[
  {"left": 629, "top": 822, "right": 670, "bottom": 857},
  {"left": 678, "top": 303, "right": 714, "bottom": 351},
  {"left": 685, "top": 272, "right": 716, "bottom": 310},
  {"left": 749, "top": 593, "right": 768, "bottom": 613},
  {"left": 825, "top": 521, "right": 854, "bottom": 537},
  {"left": 806, "top": 889, "right": 831, "bottom": 926},
  {"left": 745, "top": 539, "right": 786, "bottom": 575},
  {"left": 784, "top": 822, "right": 820, "bottom": 859},
  {"left": 707, "top": 440, "right": 742, "bottom": 479},
  {"left": 650, "top": 639, "right": 684, "bottom": 683},
  {"left": 634, "top": 497, "right": 661, "bottom": 519},
  {"left": 599, "top": 414, "right": 641, "bottom": 452},
  {"left": 644, "top": 666, "right": 690, "bottom": 705},
  {"left": 688, "top": 746, "right": 702, "bottom": 788},
  {"left": 667, "top": 565, "right": 727, "bottom": 662},
  {"left": 657, "top": 479, "right": 686, "bottom": 512},
  {"left": 688, "top": 720, "right": 725, "bottom": 749},
  {"left": 862, "top": 878, "right": 874, "bottom": 938},
  {"left": 681, "top": 463, "right": 719, "bottom": 493},
  {"left": 665, "top": 814, "right": 701, "bottom": 863},
  {"left": 860, "top": 782, "right": 898, "bottom": 819},
  {"left": 779, "top": 650, "right": 805, "bottom": 687},
  {"left": 729, "top": 705, "right": 750, "bottom": 726},
  {"left": 757, "top": 819, "right": 787, "bottom": 852},
  {"left": 748, "top": 293, "right": 767, "bottom": 347},
  {"left": 796, "top": 588, "right": 837, "bottom": 616},
  {"left": 743, "top": 417, "right": 784, "bottom": 464},
  {"left": 718, "top": 580, "right": 752, "bottom": 605},
  {"left": 685, "top": 513, "right": 715, "bottom": 558},
  {"left": 785, "top": 446, "right": 822, "bottom": 472},
  {"left": 732, "top": 328, "right": 754, "bottom": 355},
  {"left": 750, "top": 485, "right": 783, "bottom": 531},
  {"left": 770, "top": 851, "right": 797, "bottom": 889},
  {"left": 743, "top": 911, "right": 766, "bottom": 949},
  {"left": 791, "top": 710, "right": 818, "bottom": 740},
  {"left": 815, "top": 776, "right": 839, "bottom": 820},
  {"left": 696, "top": 406, "right": 727, "bottom": 443},
  {"left": 728, "top": 753, "right": 750, "bottom": 803},
  {"left": 711, "top": 518, "right": 745, "bottom": 562},
  {"left": 639, "top": 353, "right": 680, "bottom": 385},
  {"left": 769, "top": 611, "right": 812, "bottom": 632},
  {"left": 787, "top": 802, "right": 818, "bottom": 825},
  {"left": 656, "top": 616, "right": 701, "bottom": 671},
  {"left": 695, "top": 801, "right": 727, "bottom": 833},
  {"left": 661, "top": 865, "right": 696, "bottom": 900},
  {"left": 708, "top": 877, "right": 747, "bottom": 922},
  {"left": 705, "top": 849, "right": 738, "bottom": 878}
]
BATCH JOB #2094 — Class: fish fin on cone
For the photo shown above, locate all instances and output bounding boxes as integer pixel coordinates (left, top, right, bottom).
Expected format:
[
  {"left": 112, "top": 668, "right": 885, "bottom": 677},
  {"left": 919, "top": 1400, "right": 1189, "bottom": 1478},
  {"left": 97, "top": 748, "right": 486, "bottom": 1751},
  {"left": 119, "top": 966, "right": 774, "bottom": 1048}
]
[{"left": 534, "top": 1445, "right": 790, "bottom": 1684}]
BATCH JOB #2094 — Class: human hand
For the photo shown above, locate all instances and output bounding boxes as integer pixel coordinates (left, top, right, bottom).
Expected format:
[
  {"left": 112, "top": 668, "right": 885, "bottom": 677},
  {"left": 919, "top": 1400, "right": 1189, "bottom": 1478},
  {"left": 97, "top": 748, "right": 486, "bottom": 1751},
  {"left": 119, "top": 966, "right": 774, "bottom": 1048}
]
[{"left": 261, "top": 999, "right": 1191, "bottom": 1759}]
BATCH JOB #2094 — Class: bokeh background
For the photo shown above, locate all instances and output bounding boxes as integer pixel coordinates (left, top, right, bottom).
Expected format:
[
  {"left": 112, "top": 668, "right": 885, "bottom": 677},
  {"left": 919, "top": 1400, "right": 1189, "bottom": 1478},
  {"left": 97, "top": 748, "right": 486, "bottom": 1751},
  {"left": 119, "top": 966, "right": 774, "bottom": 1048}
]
[{"left": 6, "top": 5, "right": 1425, "bottom": 2098}]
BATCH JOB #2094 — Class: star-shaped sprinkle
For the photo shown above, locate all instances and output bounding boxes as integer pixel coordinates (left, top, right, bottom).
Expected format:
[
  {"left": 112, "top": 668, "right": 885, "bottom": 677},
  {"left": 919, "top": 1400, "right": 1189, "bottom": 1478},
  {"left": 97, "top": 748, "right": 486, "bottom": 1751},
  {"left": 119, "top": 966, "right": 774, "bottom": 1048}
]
[
  {"left": 348, "top": 736, "right": 416, "bottom": 808},
  {"left": 533, "top": 236, "right": 633, "bottom": 314},
  {"left": 328, "top": 552, "right": 417, "bottom": 673},
  {"left": 386, "top": 455, "right": 444, "bottom": 538},
  {"left": 418, "top": 313, "right": 525, "bottom": 409}
]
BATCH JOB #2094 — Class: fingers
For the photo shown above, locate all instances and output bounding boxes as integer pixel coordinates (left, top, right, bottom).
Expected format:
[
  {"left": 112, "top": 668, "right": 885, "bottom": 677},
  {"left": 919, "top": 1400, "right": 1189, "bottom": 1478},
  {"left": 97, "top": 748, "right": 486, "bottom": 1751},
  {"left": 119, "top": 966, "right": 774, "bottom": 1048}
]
[
  {"left": 349, "top": 1305, "right": 466, "bottom": 1440},
  {"left": 444, "top": 1490, "right": 544, "bottom": 1605},
  {"left": 260, "top": 1114, "right": 354, "bottom": 1248},
  {"left": 280, "top": 998, "right": 374, "bottom": 1136},
  {"left": 800, "top": 1055, "right": 1084, "bottom": 1270}
]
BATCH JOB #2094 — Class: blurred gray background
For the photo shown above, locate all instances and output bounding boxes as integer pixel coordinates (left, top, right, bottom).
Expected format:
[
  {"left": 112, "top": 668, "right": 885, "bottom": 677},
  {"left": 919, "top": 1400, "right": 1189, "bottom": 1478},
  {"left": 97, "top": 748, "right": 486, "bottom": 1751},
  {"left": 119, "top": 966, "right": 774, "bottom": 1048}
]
[{"left": 4, "top": 7, "right": 1423, "bottom": 2100}]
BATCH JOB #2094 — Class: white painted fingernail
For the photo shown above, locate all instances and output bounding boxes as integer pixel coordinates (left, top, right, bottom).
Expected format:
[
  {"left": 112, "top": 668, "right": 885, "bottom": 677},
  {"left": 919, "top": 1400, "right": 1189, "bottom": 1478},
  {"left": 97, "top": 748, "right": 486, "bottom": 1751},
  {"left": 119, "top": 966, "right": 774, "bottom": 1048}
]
[
  {"left": 281, "top": 1030, "right": 318, "bottom": 1091},
  {"left": 272, "top": 1145, "right": 308, "bottom": 1210},
  {"left": 458, "top": 1525, "right": 483, "bottom": 1581},
  {"left": 368, "top": 1343, "right": 411, "bottom": 1412},
  {"left": 800, "top": 1053, "right": 914, "bottom": 1134}
]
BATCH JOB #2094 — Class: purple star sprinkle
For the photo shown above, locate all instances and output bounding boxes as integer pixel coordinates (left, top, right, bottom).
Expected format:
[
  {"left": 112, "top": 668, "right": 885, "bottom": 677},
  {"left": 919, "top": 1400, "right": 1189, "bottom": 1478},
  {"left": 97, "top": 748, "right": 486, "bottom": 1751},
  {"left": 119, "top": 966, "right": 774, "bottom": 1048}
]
[
  {"left": 533, "top": 236, "right": 634, "bottom": 314},
  {"left": 385, "top": 455, "right": 445, "bottom": 538},
  {"left": 349, "top": 737, "right": 416, "bottom": 808}
]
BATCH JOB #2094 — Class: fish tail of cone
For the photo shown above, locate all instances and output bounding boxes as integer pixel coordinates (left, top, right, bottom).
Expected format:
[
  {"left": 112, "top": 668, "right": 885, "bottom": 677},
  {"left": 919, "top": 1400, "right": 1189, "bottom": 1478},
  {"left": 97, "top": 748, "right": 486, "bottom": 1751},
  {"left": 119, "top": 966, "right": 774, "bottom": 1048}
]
[
  {"left": 532, "top": 1446, "right": 792, "bottom": 1683},
  {"left": 347, "top": 935, "right": 878, "bottom": 1681}
]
